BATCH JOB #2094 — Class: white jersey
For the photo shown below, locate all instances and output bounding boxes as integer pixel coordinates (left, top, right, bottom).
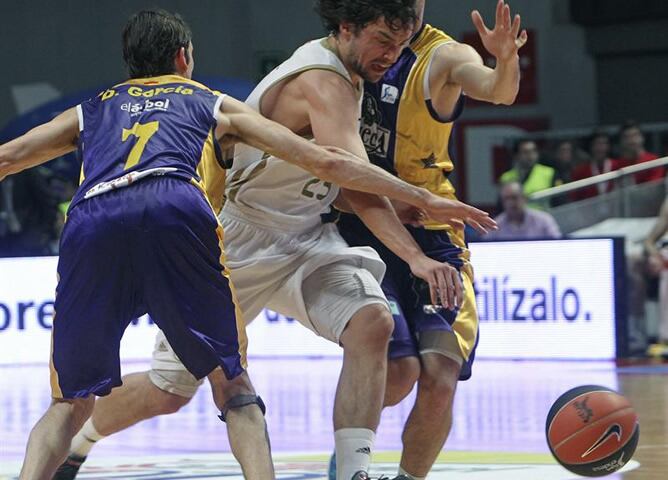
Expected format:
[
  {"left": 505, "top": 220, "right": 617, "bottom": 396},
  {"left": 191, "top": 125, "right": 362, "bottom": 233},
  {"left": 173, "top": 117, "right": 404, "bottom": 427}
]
[{"left": 224, "top": 38, "right": 363, "bottom": 232}]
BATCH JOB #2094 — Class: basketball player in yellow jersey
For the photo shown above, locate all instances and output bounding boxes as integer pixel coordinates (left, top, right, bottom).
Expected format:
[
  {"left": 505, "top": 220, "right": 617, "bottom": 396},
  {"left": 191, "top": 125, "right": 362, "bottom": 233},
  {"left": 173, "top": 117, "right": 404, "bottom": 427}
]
[{"left": 337, "top": 1, "right": 528, "bottom": 478}]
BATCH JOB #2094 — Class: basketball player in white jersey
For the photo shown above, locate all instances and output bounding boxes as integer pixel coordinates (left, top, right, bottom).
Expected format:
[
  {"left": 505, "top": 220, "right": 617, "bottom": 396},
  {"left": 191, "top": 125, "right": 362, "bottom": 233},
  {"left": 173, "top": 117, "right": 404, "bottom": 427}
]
[{"left": 53, "top": 2, "right": 497, "bottom": 480}]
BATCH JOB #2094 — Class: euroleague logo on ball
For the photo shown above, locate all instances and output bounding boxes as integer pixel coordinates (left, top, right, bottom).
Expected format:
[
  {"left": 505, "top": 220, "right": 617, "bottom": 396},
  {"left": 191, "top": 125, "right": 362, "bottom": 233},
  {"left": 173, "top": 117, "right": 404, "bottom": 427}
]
[{"left": 573, "top": 396, "right": 594, "bottom": 423}]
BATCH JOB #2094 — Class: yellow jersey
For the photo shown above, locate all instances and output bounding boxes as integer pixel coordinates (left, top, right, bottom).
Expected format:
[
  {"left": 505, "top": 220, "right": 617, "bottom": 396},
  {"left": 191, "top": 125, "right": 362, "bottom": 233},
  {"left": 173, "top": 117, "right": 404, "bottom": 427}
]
[{"left": 360, "top": 24, "right": 464, "bottom": 231}]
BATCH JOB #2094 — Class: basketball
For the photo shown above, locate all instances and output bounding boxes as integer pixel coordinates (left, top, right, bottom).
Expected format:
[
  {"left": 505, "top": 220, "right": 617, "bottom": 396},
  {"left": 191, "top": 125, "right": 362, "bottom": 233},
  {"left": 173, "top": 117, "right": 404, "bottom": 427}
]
[{"left": 545, "top": 385, "right": 640, "bottom": 477}]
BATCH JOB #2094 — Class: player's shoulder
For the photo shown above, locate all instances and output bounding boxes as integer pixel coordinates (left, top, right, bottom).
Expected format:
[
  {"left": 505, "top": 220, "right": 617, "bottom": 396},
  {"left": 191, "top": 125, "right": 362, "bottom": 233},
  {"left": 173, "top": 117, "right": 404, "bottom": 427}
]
[
  {"left": 110, "top": 75, "right": 222, "bottom": 97},
  {"left": 430, "top": 38, "right": 478, "bottom": 64},
  {"left": 298, "top": 68, "right": 353, "bottom": 88},
  {"left": 416, "top": 24, "right": 455, "bottom": 44},
  {"left": 295, "top": 68, "right": 357, "bottom": 106}
]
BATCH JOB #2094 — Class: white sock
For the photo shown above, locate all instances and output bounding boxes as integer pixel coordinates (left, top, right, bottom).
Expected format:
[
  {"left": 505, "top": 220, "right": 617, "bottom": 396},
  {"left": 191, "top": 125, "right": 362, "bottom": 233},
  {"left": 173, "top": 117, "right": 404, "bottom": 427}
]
[
  {"left": 335, "top": 428, "right": 375, "bottom": 480},
  {"left": 399, "top": 466, "right": 426, "bottom": 480},
  {"left": 69, "top": 419, "right": 105, "bottom": 457}
]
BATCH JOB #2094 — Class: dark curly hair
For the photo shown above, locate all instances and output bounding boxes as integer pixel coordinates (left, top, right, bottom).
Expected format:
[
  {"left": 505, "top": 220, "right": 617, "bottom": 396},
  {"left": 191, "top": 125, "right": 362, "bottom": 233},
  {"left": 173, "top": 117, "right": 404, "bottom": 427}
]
[
  {"left": 122, "top": 10, "right": 192, "bottom": 78},
  {"left": 314, "top": 0, "right": 418, "bottom": 35}
]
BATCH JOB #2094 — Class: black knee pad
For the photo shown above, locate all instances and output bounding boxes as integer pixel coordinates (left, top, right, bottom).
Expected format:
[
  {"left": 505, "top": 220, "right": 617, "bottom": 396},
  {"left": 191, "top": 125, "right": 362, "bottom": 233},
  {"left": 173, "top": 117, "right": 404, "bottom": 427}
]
[{"left": 218, "top": 394, "right": 266, "bottom": 422}]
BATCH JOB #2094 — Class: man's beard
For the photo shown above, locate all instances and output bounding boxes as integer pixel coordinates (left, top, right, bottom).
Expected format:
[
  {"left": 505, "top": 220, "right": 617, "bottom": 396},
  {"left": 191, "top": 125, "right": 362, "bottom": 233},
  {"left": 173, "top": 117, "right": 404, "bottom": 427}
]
[{"left": 350, "top": 57, "right": 383, "bottom": 83}]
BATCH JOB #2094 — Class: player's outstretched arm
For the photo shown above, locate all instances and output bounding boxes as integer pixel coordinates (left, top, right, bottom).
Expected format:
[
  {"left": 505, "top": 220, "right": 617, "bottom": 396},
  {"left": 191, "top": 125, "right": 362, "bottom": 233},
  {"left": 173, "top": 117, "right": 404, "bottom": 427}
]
[
  {"left": 431, "top": 0, "right": 527, "bottom": 106},
  {"left": 0, "top": 108, "right": 79, "bottom": 181},
  {"left": 216, "top": 92, "right": 466, "bottom": 222}
]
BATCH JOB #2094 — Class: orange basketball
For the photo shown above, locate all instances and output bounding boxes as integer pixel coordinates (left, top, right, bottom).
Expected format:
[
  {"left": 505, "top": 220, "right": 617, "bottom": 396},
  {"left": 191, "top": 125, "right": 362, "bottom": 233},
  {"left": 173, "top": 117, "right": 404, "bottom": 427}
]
[{"left": 545, "top": 385, "right": 639, "bottom": 477}]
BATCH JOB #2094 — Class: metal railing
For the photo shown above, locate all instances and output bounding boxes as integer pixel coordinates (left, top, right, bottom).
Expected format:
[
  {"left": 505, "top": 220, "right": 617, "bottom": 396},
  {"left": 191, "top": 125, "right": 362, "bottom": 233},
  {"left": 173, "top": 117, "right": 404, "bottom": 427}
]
[{"left": 528, "top": 156, "right": 668, "bottom": 234}]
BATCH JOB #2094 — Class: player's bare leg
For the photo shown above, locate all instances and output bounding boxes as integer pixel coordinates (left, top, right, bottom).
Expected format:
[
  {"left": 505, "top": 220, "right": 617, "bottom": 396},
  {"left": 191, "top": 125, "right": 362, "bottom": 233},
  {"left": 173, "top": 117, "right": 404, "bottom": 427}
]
[
  {"left": 384, "top": 356, "right": 420, "bottom": 407},
  {"left": 20, "top": 396, "right": 94, "bottom": 480},
  {"left": 335, "top": 304, "right": 393, "bottom": 480},
  {"left": 52, "top": 371, "right": 192, "bottom": 479},
  {"left": 208, "top": 368, "right": 274, "bottom": 480},
  {"left": 92, "top": 372, "right": 190, "bottom": 435},
  {"left": 398, "top": 353, "right": 461, "bottom": 478}
]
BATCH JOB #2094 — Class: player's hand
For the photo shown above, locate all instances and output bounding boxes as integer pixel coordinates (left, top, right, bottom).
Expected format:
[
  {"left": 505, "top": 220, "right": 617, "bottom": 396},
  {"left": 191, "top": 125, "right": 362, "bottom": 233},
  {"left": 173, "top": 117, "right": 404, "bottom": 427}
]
[
  {"left": 422, "top": 195, "right": 497, "bottom": 234},
  {"left": 409, "top": 255, "right": 463, "bottom": 310},
  {"left": 393, "top": 200, "right": 426, "bottom": 226},
  {"left": 471, "top": 0, "right": 528, "bottom": 62}
]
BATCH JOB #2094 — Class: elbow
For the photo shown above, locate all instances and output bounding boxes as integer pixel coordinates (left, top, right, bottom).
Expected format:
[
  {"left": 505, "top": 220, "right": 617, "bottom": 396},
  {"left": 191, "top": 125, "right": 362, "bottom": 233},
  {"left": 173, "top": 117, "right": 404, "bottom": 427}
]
[
  {"left": 489, "top": 80, "right": 519, "bottom": 105},
  {"left": 494, "top": 89, "right": 518, "bottom": 106},
  {"left": 498, "top": 96, "right": 517, "bottom": 106}
]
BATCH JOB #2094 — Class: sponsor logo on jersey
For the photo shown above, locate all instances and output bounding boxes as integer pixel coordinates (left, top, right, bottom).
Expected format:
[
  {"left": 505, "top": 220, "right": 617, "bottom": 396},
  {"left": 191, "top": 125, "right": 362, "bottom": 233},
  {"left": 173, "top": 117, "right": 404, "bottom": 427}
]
[
  {"left": 420, "top": 153, "right": 439, "bottom": 169},
  {"left": 359, "top": 94, "right": 390, "bottom": 158},
  {"left": 121, "top": 98, "right": 171, "bottom": 116},
  {"left": 380, "top": 84, "right": 399, "bottom": 104}
]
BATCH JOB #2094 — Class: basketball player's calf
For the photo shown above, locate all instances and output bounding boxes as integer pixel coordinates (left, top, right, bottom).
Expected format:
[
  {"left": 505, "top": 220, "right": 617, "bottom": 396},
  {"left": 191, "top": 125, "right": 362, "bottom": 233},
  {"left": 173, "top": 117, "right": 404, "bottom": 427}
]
[
  {"left": 399, "top": 338, "right": 462, "bottom": 479},
  {"left": 208, "top": 368, "right": 274, "bottom": 480},
  {"left": 21, "top": 397, "right": 95, "bottom": 480},
  {"left": 301, "top": 261, "right": 394, "bottom": 480},
  {"left": 384, "top": 356, "right": 420, "bottom": 407},
  {"left": 53, "top": 372, "right": 194, "bottom": 480},
  {"left": 54, "top": 369, "right": 272, "bottom": 480},
  {"left": 335, "top": 303, "right": 394, "bottom": 480}
]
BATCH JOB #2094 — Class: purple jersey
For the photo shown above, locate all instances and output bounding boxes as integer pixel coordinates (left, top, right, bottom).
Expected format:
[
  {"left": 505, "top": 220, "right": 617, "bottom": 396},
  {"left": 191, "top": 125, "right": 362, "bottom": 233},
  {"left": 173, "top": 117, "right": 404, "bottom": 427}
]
[{"left": 71, "top": 75, "right": 224, "bottom": 209}]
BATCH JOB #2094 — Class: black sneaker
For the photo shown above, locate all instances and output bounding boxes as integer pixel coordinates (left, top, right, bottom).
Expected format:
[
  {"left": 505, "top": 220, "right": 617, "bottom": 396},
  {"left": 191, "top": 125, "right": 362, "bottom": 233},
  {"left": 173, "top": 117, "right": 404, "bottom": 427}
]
[
  {"left": 350, "top": 471, "right": 369, "bottom": 480},
  {"left": 52, "top": 454, "right": 87, "bottom": 480}
]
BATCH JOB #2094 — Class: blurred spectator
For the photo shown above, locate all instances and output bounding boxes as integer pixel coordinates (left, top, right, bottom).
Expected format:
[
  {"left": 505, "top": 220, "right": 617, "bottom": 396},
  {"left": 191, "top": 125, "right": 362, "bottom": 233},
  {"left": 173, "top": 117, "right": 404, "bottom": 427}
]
[
  {"left": 549, "top": 139, "right": 576, "bottom": 184},
  {"left": 661, "top": 132, "right": 668, "bottom": 157},
  {"left": 500, "top": 139, "right": 560, "bottom": 209},
  {"left": 0, "top": 159, "right": 77, "bottom": 257},
  {"left": 0, "top": 179, "right": 23, "bottom": 249},
  {"left": 643, "top": 197, "right": 668, "bottom": 356},
  {"left": 613, "top": 120, "right": 664, "bottom": 184},
  {"left": 486, "top": 181, "right": 562, "bottom": 240},
  {"left": 6, "top": 169, "right": 57, "bottom": 255},
  {"left": 571, "top": 130, "right": 618, "bottom": 200}
]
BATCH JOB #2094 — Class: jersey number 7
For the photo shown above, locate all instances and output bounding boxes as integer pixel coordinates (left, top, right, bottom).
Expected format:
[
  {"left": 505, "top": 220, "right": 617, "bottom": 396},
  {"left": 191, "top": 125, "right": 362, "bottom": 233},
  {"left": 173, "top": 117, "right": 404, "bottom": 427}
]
[{"left": 121, "top": 121, "right": 160, "bottom": 170}]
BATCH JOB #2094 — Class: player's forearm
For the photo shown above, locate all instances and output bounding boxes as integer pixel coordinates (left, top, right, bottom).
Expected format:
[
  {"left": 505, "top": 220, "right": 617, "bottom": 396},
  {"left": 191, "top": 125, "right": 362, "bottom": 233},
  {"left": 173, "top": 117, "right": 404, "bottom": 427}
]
[
  {"left": 488, "top": 54, "right": 520, "bottom": 105},
  {"left": 0, "top": 111, "right": 78, "bottom": 181},
  {"left": 316, "top": 147, "right": 432, "bottom": 209},
  {"left": 232, "top": 112, "right": 315, "bottom": 165},
  {"left": 345, "top": 190, "right": 425, "bottom": 263},
  {"left": 0, "top": 140, "right": 29, "bottom": 180},
  {"left": 236, "top": 116, "right": 432, "bottom": 209}
]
